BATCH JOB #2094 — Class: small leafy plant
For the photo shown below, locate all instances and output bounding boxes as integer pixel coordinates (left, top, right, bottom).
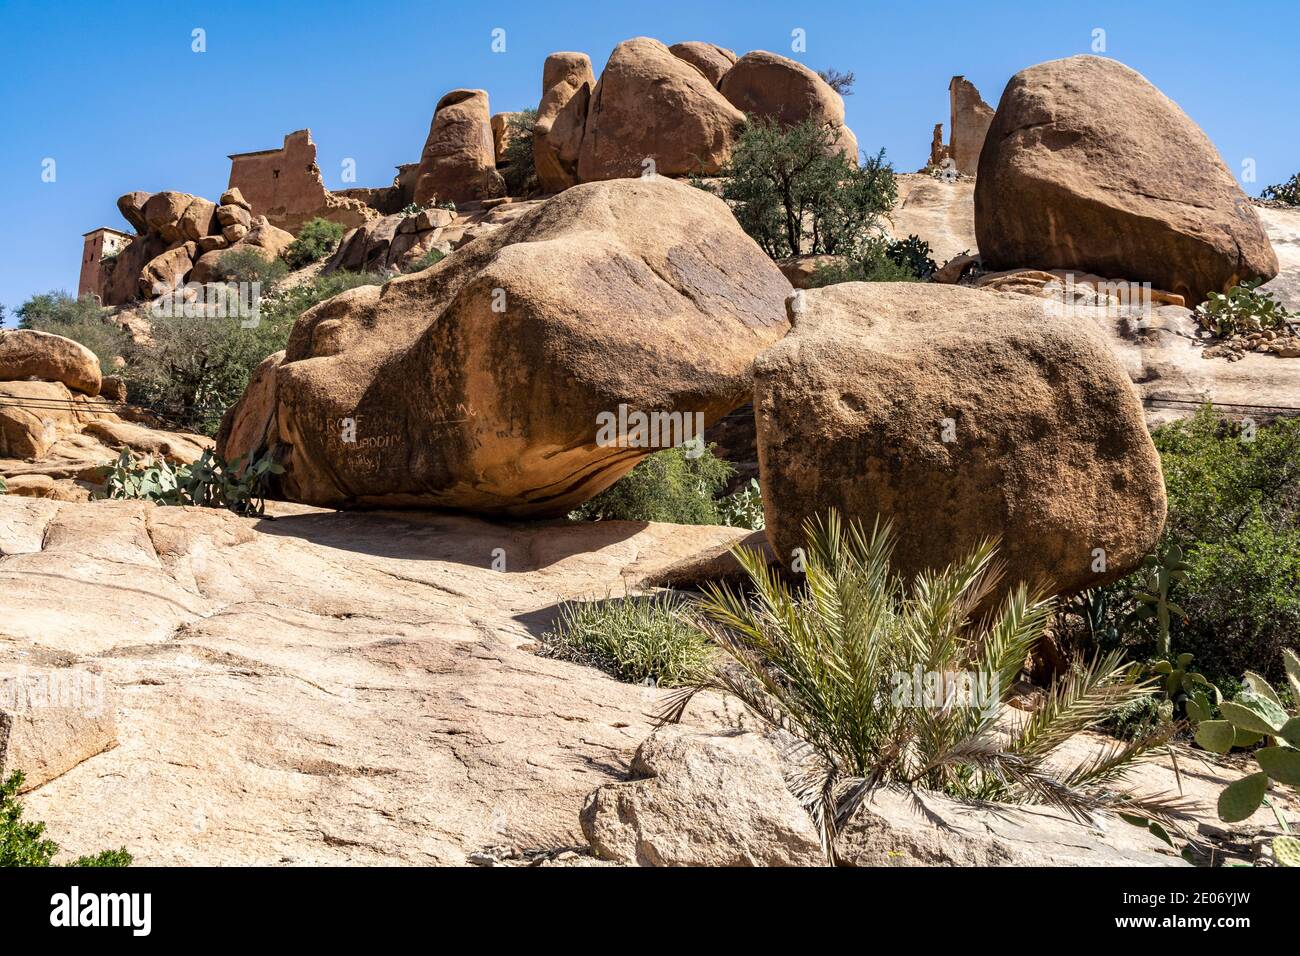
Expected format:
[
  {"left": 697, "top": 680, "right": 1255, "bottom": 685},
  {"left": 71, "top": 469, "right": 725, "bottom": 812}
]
[
  {"left": 216, "top": 247, "right": 289, "bottom": 288},
  {"left": 501, "top": 108, "right": 539, "bottom": 197},
  {"left": 807, "top": 235, "right": 936, "bottom": 286},
  {"left": 539, "top": 594, "right": 713, "bottom": 688},
  {"left": 402, "top": 245, "right": 446, "bottom": 274},
  {"left": 717, "top": 478, "right": 765, "bottom": 530},
  {"left": 1194, "top": 279, "right": 1293, "bottom": 337},
  {"left": 98, "top": 447, "right": 283, "bottom": 516},
  {"left": 1, "top": 772, "right": 131, "bottom": 867}
]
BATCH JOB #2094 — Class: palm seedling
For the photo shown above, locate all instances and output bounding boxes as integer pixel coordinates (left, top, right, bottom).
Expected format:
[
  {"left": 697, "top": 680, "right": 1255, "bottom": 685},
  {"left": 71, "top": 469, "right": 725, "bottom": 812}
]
[{"left": 659, "top": 510, "right": 1185, "bottom": 857}]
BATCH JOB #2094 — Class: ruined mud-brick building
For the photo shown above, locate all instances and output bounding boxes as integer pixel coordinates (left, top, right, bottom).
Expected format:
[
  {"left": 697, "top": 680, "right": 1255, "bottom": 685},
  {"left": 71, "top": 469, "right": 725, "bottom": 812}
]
[
  {"left": 226, "top": 129, "right": 388, "bottom": 235},
  {"left": 77, "top": 227, "right": 133, "bottom": 301},
  {"left": 927, "top": 76, "right": 996, "bottom": 176}
]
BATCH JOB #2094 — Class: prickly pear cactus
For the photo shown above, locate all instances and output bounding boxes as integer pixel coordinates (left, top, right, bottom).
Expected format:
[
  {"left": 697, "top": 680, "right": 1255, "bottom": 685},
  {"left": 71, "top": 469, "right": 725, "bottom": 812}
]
[
  {"left": 1274, "top": 836, "right": 1300, "bottom": 868},
  {"left": 1195, "top": 649, "right": 1300, "bottom": 825}
]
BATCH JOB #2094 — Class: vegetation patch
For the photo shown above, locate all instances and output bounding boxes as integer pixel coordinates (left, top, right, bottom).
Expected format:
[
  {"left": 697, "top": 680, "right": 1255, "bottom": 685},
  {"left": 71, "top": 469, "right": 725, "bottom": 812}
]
[
  {"left": 661, "top": 510, "right": 1178, "bottom": 853},
  {"left": 283, "top": 217, "right": 347, "bottom": 270},
  {"left": 539, "top": 594, "right": 713, "bottom": 688},
  {"left": 1, "top": 772, "right": 131, "bottom": 867},
  {"left": 707, "top": 117, "right": 896, "bottom": 261},
  {"left": 1095, "top": 407, "right": 1300, "bottom": 688}
]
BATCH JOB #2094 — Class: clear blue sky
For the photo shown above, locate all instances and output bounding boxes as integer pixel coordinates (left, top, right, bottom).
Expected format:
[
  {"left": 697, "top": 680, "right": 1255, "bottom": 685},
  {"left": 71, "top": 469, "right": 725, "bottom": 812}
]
[{"left": 1, "top": 0, "right": 1295, "bottom": 318}]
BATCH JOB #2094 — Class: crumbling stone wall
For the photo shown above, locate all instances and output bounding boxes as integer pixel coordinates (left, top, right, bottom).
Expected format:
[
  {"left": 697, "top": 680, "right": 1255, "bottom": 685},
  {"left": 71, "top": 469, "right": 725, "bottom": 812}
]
[{"left": 227, "top": 129, "right": 379, "bottom": 234}]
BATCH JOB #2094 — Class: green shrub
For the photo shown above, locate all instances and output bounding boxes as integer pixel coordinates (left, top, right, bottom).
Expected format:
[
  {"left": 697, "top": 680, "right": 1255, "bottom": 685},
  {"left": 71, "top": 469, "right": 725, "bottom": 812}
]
[
  {"left": 807, "top": 235, "right": 936, "bottom": 286},
  {"left": 662, "top": 511, "right": 1177, "bottom": 854},
  {"left": 14, "top": 291, "right": 130, "bottom": 374},
  {"left": 264, "top": 269, "right": 385, "bottom": 320},
  {"left": 501, "top": 108, "right": 538, "bottom": 197},
  {"left": 216, "top": 247, "right": 289, "bottom": 288},
  {"left": 1102, "top": 694, "right": 1170, "bottom": 742},
  {"left": 1101, "top": 408, "right": 1300, "bottom": 687},
  {"left": 539, "top": 594, "right": 713, "bottom": 687},
  {"left": 711, "top": 117, "right": 896, "bottom": 260},
  {"left": 1194, "top": 279, "right": 1293, "bottom": 337},
  {"left": 1, "top": 772, "right": 131, "bottom": 867},
  {"left": 98, "top": 447, "right": 283, "bottom": 516},
  {"left": 283, "top": 217, "right": 346, "bottom": 270},
  {"left": 402, "top": 246, "right": 446, "bottom": 274},
  {"left": 1261, "top": 172, "right": 1300, "bottom": 206},
  {"left": 122, "top": 306, "right": 292, "bottom": 435},
  {"left": 570, "top": 444, "right": 735, "bottom": 525}
]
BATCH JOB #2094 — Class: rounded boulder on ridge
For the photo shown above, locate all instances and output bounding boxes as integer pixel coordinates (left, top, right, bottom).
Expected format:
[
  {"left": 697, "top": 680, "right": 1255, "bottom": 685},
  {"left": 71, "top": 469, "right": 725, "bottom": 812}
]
[
  {"left": 0, "top": 329, "right": 102, "bottom": 396},
  {"left": 577, "top": 37, "right": 745, "bottom": 181},
  {"left": 975, "top": 55, "right": 1277, "bottom": 305},
  {"left": 719, "top": 50, "right": 858, "bottom": 162}
]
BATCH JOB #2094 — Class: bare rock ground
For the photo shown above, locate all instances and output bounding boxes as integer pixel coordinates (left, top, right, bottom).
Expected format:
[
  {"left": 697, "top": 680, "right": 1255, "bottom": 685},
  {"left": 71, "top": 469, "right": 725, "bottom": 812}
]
[{"left": 1, "top": 495, "right": 749, "bottom": 864}]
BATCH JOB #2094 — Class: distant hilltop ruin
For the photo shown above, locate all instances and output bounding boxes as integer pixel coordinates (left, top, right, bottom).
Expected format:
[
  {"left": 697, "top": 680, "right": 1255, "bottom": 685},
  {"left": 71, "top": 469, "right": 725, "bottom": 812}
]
[
  {"left": 926, "top": 76, "right": 995, "bottom": 176},
  {"left": 77, "top": 40, "right": 995, "bottom": 307}
]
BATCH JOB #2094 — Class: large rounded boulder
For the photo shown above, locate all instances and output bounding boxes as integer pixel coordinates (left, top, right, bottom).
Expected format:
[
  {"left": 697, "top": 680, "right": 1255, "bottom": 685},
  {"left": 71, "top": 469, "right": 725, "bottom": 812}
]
[
  {"left": 975, "top": 55, "right": 1277, "bottom": 305},
  {"left": 577, "top": 37, "right": 745, "bottom": 181},
  {"left": 719, "top": 51, "right": 858, "bottom": 162},
  {"left": 669, "top": 42, "right": 737, "bottom": 87},
  {"left": 0, "top": 329, "right": 102, "bottom": 396},
  {"left": 753, "top": 282, "right": 1165, "bottom": 597},
  {"left": 218, "top": 177, "right": 792, "bottom": 514}
]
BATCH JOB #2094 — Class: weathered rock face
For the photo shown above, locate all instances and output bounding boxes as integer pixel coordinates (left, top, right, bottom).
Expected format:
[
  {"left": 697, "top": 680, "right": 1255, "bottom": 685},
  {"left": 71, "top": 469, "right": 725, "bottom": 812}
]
[
  {"left": 227, "top": 129, "right": 378, "bottom": 234},
  {"left": 142, "top": 192, "right": 198, "bottom": 244},
  {"left": 322, "top": 201, "right": 540, "bottom": 277},
  {"left": 975, "top": 55, "right": 1278, "bottom": 305},
  {"left": 533, "top": 52, "right": 595, "bottom": 194},
  {"left": 219, "top": 177, "right": 791, "bottom": 514},
  {"left": 412, "top": 90, "right": 506, "bottom": 206},
  {"left": 947, "top": 76, "right": 994, "bottom": 176},
  {"left": 116, "top": 191, "right": 151, "bottom": 233},
  {"left": 101, "top": 232, "right": 166, "bottom": 307},
  {"left": 835, "top": 786, "right": 1184, "bottom": 867},
  {"left": 577, "top": 38, "right": 745, "bottom": 182},
  {"left": 0, "top": 330, "right": 102, "bottom": 396},
  {"left": 0, "top": 333, "right": 214, "bottom": 499},
  {"left": 490, "top": 112, "right": 523, "bottom": 167},
  {"left": 754, "top": 282, "right": 1165, "bottom": 598},
  {"left": 668, "top": 41, "right": 737, "bottom": 86},
  {"left": 139, "top": 242, "right": 196, "bottom": 297},
  {"left": 581, "top": 731, "right": 827, "bottom": 866},
  {"left": 1, "top": 662, "right": 117, "bottom": 793},
  {"left": 178, "top": 196, "right": 218, "bottom": 242},
  {"left": 719, "top": 50, "right": 858, "bottom": 162},
  {"left": 777, "top": 254, "right": 848, "bottom": 289}
]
